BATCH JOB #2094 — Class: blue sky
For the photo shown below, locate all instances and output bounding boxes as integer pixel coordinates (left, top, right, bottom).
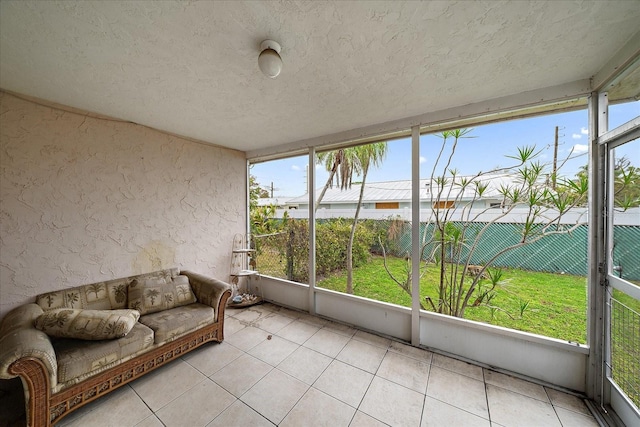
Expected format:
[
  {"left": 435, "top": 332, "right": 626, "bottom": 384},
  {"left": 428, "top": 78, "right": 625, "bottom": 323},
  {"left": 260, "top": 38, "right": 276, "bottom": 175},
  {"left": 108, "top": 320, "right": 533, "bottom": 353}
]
[{"left": 251, "top": 101, "right": 639, "bottom": 198}]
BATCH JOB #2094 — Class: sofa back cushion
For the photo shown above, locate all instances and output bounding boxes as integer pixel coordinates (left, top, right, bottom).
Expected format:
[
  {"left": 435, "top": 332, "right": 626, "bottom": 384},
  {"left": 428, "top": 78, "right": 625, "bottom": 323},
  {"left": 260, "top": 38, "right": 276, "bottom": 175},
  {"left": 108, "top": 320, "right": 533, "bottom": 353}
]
[
  {"left": 127, "top": 275, "right": 197, "bottom": 315},
  {"left": 35, "top": 268, "right": 180, "bottom": 311}
]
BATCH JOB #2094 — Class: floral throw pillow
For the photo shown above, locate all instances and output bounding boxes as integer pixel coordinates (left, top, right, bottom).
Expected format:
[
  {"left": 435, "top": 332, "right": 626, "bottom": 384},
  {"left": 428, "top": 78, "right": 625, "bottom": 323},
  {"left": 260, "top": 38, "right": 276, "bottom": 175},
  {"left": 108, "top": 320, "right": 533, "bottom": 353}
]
[
  {"left": 127, "top": 275, "right": 196, "bottom": 315},
  {"left": 34, "top": 309, "right": 140, "bottom": 340}
]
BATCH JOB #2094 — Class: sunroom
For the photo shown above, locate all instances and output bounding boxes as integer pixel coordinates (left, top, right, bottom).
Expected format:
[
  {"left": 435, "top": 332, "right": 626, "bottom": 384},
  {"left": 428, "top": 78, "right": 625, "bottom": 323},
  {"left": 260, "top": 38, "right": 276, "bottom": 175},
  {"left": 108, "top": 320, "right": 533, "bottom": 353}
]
[{"left": 0, "top": 1, "right": 639, "bottom": 426}]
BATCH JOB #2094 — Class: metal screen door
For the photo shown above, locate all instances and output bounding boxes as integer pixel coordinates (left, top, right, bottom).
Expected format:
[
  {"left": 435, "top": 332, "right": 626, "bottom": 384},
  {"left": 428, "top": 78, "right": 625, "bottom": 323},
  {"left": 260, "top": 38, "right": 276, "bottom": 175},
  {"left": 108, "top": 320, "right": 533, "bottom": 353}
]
[{"left": 602, "top": 115, "right": 640, "bottom": 425}]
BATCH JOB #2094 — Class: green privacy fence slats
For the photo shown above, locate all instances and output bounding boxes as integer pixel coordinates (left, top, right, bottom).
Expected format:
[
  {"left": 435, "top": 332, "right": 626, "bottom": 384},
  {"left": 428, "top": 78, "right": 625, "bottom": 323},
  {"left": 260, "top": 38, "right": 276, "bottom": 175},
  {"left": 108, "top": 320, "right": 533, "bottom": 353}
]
[
  {"left": 613, "top": 226, "right": 640, "bottom": 281},
  {"left": 390, "top": 222, "right": 640, "bottom": 280}
]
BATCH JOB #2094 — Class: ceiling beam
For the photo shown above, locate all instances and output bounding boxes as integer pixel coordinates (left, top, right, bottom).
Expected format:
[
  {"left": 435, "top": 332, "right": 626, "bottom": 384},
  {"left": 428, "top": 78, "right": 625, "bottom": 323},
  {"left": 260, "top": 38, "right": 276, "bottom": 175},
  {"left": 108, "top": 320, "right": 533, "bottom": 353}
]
[{"left": 248, "top": 79, "right": 591, "bottom": 162}]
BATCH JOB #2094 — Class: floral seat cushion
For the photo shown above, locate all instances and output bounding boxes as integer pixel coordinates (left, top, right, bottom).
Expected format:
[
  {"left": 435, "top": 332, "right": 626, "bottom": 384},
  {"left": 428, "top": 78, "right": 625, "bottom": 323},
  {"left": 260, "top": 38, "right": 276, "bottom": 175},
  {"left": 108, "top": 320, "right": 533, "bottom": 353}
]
[
  {"left": 54, "top": 322, "right": 154, "bottom": 383},
  {"left": 139, "top": 303, "right": 214, "bottom": 343}
]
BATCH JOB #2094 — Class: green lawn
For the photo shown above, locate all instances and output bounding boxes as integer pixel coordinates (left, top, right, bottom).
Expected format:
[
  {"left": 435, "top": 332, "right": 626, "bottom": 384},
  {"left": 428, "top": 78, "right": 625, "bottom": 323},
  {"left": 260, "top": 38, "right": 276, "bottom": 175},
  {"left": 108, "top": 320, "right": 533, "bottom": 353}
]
[{"left": 318, "top": 255, "right": 590, "bottom": 343}]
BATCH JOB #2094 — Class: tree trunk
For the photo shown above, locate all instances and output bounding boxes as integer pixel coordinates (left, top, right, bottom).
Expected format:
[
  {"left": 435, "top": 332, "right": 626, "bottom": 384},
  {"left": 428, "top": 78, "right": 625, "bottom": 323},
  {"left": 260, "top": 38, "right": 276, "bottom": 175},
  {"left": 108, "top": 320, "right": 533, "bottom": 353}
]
[
  {"left": 286, "top": 228, "right": 294, "bottom": 281},
  {"left": 438, "top": 231, "right": 446, "bottom": 313},
  {"left": 346, "top": 169, "right": 368, "bottom": 294}
]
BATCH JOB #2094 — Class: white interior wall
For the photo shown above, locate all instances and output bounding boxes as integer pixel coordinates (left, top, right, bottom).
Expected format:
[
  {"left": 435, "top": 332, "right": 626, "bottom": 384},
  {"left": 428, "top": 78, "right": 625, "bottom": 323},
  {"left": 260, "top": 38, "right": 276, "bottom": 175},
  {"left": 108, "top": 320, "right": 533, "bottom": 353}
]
[{"left": 0, "top": 92, "right": 246, "bottom": 318}]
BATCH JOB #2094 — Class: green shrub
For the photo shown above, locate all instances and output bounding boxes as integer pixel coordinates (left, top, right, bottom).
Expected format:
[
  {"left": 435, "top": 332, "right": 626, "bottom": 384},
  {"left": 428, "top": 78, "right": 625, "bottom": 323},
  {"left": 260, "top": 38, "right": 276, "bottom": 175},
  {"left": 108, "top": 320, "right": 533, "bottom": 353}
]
[{"left": 273, "top": 219, "right": 375, "bottom": 282}]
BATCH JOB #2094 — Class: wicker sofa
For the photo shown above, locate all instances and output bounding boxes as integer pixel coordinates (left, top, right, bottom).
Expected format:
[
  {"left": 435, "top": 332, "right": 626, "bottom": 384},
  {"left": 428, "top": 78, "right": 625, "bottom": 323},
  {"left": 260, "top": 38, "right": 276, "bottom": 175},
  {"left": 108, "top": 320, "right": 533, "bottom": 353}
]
[{"left": 0, "top": 268, "right": 231, "bottom": 426}]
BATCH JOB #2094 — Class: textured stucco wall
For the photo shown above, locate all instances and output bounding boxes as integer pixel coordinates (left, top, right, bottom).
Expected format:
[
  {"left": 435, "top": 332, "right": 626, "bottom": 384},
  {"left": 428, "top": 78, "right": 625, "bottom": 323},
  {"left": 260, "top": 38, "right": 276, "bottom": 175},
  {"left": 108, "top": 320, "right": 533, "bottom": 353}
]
[{"left": 0, "top": 92, "right": 246, "bottom": 318}]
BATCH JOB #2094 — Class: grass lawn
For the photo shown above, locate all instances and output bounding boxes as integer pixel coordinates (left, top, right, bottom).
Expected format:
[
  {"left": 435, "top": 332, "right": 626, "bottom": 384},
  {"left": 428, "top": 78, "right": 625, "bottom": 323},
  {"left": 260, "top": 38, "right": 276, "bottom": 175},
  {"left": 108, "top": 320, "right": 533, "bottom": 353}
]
[{"left": 318, "top": 255, "right": 590, "bottom": 343}]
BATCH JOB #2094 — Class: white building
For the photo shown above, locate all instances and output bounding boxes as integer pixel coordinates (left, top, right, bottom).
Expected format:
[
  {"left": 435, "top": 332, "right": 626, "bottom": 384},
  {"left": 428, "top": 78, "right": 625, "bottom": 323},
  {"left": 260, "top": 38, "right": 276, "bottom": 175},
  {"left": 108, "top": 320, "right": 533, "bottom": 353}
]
[{"left": 288, "top": 174, "right": 525, "bottom": 211}]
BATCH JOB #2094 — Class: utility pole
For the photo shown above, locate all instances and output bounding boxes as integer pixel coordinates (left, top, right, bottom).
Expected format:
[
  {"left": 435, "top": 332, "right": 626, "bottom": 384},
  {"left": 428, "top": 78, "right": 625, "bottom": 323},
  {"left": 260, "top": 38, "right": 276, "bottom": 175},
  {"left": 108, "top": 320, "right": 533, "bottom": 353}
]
[
  {"left": 552, "top": 126, "right": 559, "bottom": 190},
  {"left": 270, "top": 182, "right": 274, "bottom": 198}
]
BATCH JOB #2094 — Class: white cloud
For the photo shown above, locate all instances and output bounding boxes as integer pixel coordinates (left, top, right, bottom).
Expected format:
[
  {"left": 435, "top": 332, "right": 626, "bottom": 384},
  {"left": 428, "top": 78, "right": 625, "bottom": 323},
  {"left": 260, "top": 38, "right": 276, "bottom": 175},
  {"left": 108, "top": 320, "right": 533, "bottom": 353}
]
[
  {"left": 572, "top": 144, "right": 588, "bottom": 154},
  {"left": 572, "top": 133, "right": 582, "bottom": 139},
  {"left": 581, "top": 127, "right": 588, "bottom": 135},
  {"left": 291, "top": 165, "right": 300, "bottom": 171}
]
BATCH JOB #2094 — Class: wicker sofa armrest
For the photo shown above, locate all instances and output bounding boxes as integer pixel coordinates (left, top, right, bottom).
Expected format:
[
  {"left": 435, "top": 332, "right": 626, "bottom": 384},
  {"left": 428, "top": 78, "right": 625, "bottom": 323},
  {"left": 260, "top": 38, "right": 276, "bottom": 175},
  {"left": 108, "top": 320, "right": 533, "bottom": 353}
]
[
  {"left": 181, "top": 271, "right": 232, "bottom": 321},
  {"left": 0, "top": 303, "right": 57, "bottom": 386}
]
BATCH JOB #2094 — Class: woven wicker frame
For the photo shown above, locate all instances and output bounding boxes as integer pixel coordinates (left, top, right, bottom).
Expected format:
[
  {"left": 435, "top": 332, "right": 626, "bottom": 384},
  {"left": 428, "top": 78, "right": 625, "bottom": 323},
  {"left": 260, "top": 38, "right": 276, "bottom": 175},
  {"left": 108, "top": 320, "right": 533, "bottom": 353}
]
[{"left": 8, "top": 290, "right": 230, "bottom": 426}]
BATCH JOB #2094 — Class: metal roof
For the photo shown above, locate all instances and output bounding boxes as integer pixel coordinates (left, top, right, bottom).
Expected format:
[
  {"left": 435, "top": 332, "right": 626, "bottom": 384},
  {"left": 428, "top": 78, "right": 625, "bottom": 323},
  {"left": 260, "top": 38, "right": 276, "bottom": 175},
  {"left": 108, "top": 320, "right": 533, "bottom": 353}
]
[{"left": 288, "top": 173, "right": 520, "bottom": 204}]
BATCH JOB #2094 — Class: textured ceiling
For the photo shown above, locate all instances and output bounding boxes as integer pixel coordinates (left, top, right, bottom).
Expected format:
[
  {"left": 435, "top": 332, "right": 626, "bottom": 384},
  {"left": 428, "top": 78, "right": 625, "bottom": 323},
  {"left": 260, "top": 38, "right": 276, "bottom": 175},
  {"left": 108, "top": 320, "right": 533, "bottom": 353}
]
[{"left": 1, "top": 1, "right": 639, "bottom": 154}]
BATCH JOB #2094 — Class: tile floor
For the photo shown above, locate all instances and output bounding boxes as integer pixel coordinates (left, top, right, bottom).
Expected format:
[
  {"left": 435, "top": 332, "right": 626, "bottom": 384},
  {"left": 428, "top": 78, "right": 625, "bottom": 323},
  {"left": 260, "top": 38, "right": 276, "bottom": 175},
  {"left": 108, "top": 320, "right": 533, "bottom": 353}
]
[{"left": 1, "top": 303, "right": 599, "bottom": 427}]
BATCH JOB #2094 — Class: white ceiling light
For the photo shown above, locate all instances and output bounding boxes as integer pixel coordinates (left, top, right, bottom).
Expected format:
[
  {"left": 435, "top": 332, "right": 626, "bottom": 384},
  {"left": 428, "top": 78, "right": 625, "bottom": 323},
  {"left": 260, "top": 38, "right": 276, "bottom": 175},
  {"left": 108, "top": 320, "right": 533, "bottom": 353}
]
[{"left": 258, "top": 40, "right": 282, "bottom": 78}]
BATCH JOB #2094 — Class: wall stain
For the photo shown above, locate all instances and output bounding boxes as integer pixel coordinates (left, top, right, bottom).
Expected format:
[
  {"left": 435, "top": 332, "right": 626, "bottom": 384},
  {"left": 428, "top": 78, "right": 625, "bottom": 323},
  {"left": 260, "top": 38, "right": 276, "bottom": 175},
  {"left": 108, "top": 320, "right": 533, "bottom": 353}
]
[{"left": 133, "top": 240, "right": 175, "bottom": 273}]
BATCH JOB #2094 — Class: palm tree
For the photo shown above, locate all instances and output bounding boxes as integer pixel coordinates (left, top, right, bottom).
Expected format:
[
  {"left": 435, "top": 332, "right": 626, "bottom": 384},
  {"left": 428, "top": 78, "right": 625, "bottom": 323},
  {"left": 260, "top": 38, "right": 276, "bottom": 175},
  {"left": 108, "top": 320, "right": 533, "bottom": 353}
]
[
  {"left": 315, "top": 149, "right": 359, "bottom": 210},
  {"left": 317, "top": 142, "right": 387, "bottom": 293},
  {"left": 345, "top": 143, "right": 387, "bottom": 293}
]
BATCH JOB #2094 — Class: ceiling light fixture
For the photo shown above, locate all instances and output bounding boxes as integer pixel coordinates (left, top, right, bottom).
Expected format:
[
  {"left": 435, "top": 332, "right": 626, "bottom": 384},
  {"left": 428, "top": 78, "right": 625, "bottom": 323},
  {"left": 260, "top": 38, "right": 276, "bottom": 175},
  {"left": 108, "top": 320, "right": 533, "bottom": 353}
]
[{"left": 258, "top": 40, "right": 282, "bottom": 78}]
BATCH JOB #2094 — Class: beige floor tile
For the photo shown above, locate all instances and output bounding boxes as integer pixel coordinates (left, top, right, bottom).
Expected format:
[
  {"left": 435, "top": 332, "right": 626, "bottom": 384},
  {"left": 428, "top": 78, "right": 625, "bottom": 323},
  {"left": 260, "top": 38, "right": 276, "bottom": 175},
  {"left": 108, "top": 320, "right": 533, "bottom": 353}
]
[
  {"left": 281, "top": 387, "right": 356, "bottom": 427},
  {"left": 135, "top": 415, "right": 164, "bottom": 427},
  {"left": 241, "top": 369, "right": 309, "bottom": 424},
  {"left": 252, "top": 312, "right": 295, "bottom": 333},
  {"left": 276, "top": 319, "right": 321, "bottom": 344},
  {"left": 389, "top": 341, "right": 433, "bottom": 363},
  {"left": 59, "top": 385, "right": 152, "bottom": 427},
  {"left": 377, "top": 350, "right": 431, "bottom": 393},
  {"left": 487, "top": 384, "right": 561, "bottom": 427},
  {"left": 484, "top": 370, "right": 548, "bottom": 402},
  {"left": 422, "top": 396, "right": 490, "bottom": 427},
  {"left": 206, "top": 400, "right": 274, "bottom": 427},
  {"left": 303, "top": 328, "right": 350, "bottom": 357},
  {"left": 359, "top": 376, "right": 425, "bottom": 426},
  {"left": 225, "top": 325, "right": 269, "bottom": 351},
  {"left": 210, "top": 353, "right": 272, "bottom": 397},
  {"left": 426, "top": 366, "right": 488, "bottom": 419},
  {"left": 223, "top": 316, "right": 246, "bottom": 336},
  {"left": 130, "top": 359, "right": 207, "bottom": 411},
  {"left": 323, "top": 320, "right": 358, "bottom": 337},
  {"left": 271, "top": 305, "right": 303, "bottom": 319},
  {"left": 183, "top": 341, "right": 243, "bottom": 376},
  {"left": 297, "top": 312, "right": 331, "bottom": 327},
  {"left": 352, "top": 330, "right": 392, "bottom": 349},
  {"left": 432, "top": 353, "right": 484, "bottom": 380},
  {"left": 277, "top": 346, "right": 333, "bottom": 385},
  {"left": 554, "top": 406, "right": 599, "bottom": 427},
  {"left": 545, "top": 387, "right": 591, "bottom": 415},
  {"left": 259, "top": 302, "right": 280, "bottom": 311},
  {"left": 349, "top": 411, "right": 389, "bottom": 426},
  {"left": 230, "top": 306, "right": 264, "bottom": 324},
  {"left": 155, "top": 379, "right": 236, "bottom": 427},
  {"left": 313, "top": 360, "right": 374, "bottom": 408},
  {"left": 246, "top": 303, "right": 277, "bottom": 314},
  {"left": 248, "top": 334, "right": 299, "bottom": 366},
  {"left": 336, "top": 338, "right": 387, "bottom": 373}
]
